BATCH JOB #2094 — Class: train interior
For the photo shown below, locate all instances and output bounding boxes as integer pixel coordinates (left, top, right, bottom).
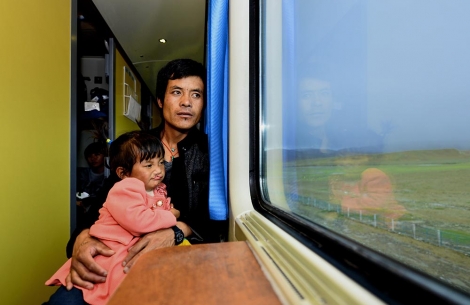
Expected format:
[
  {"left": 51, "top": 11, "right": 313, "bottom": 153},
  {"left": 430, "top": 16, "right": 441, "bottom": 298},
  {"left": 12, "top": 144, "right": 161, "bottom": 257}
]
[{"left": 1, "top": 0, "right": 470, "bottom": 304}]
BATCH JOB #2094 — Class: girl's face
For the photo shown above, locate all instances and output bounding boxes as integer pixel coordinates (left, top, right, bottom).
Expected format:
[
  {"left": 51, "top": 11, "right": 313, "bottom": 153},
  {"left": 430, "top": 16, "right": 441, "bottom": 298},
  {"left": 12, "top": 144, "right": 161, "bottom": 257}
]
[{"left": 129, "top": 155, "right": 165, "bottom": 192}]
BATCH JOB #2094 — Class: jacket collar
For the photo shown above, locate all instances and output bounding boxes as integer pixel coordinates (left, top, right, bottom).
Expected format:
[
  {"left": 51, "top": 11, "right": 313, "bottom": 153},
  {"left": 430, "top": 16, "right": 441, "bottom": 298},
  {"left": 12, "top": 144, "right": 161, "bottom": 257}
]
[{"left": 151, "top": 123, "right": 206, "bottom": 153}]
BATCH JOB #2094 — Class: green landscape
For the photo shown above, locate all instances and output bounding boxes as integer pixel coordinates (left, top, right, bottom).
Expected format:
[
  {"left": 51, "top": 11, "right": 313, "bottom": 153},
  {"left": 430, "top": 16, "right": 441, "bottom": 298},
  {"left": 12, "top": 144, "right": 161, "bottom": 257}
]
[{"left": 280, "top": 148, "right": 470, "bottom": 293}]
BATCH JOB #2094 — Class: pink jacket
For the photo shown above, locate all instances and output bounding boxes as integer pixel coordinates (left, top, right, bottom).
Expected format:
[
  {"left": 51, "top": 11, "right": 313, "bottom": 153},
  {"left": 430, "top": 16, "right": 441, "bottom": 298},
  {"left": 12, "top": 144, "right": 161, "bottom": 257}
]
[
  {"left": 46, "top": 178, "right": 177, "bottom": 305},
  {"left": 90, "top": 177, "right": 176, "bottom": 244}
]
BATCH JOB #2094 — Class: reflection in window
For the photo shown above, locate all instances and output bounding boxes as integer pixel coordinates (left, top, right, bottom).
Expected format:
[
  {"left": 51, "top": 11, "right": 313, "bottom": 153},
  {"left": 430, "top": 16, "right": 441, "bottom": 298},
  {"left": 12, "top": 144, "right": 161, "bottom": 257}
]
[{"left": 261, "top": 0, "right": 470, "bottom": 294}]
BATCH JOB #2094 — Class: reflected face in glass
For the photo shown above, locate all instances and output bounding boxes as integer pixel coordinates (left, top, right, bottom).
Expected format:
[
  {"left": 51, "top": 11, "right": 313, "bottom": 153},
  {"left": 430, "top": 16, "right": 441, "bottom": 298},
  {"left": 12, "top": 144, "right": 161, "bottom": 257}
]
[{"left": 299, "top": 78, "right": 333, "bottom": 128}]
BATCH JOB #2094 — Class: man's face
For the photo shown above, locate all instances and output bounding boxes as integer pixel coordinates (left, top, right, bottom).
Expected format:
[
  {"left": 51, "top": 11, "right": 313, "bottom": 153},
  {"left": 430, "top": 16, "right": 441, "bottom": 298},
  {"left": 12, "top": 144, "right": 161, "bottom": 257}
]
[
  {"left": 158, "top": 76, "right": 204, "bottom": 132},
  {"left": 299, "top": 78, "right": 333, "bottom": 128}
]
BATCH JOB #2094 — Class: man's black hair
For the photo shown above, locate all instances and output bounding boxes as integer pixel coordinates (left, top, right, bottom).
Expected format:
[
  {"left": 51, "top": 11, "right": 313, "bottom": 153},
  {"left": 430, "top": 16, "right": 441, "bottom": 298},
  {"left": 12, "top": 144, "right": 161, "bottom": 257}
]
[
  {"left": 155, "top": 59, "right": 206, "bottom": 104},
  {"left": 297, "top": 61, "right": 334, "bottom": 84}
]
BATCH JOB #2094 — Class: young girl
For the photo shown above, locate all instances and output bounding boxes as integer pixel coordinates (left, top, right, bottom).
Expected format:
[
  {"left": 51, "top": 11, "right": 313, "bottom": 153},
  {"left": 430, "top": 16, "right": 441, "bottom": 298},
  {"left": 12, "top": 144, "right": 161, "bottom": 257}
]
[{"left": 46, "top": 131, "right": 188, "bottom": 305}]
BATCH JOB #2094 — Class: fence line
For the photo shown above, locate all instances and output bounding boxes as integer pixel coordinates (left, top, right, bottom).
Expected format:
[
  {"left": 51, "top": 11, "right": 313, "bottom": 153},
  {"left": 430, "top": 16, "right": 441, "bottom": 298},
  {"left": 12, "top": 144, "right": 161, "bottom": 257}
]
[{"left": 285, "top": 193, "right": 470, "bottom": 256}]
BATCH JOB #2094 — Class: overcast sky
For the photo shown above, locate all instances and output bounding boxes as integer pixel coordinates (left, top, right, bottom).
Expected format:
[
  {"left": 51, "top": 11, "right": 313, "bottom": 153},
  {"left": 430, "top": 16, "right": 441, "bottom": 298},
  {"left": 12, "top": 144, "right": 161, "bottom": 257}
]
[{"left": 284, "top": 0, "right": 470, "bottom": 152}]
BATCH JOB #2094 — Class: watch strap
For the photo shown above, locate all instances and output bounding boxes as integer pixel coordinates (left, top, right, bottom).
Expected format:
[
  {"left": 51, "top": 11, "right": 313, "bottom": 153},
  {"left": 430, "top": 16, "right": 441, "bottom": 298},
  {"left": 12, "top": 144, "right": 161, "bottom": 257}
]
[{"left": 171, "top": 226, "right": 184, "bottom": 245}]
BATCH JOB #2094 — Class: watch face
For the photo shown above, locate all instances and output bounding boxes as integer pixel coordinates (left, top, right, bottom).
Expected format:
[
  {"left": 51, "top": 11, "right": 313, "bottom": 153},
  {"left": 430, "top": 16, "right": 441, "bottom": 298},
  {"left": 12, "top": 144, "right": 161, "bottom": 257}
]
[{"left": 175, "top": 231, "right": 184, "bottom": 244}]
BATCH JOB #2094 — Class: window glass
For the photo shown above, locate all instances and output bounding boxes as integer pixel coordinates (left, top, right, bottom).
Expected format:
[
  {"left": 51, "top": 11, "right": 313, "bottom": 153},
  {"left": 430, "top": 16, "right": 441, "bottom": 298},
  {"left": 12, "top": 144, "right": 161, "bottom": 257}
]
[{"left": 261, "top": 0, "right": 470, "bottom": 293}]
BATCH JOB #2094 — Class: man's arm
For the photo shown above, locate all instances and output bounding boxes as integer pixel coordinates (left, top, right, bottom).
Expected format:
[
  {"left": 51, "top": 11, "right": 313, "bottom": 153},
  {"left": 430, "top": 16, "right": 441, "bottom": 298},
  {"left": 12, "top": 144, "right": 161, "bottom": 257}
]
[
  {"left": 66, "top": 203, "right": 101, "bottom": 258},
  {"left": 65, "top": 229, "right": 115, "bottom": 290},
  {"left": 65, "top": 174, "right": 120, "bottom": 289},
  {"left": 67, "top": 174, "right": 118, "bottom": 257},
  {"left": 122, "top": 221, "right": 192, "bottom": 273},
  {"left": 176, "top": 221, "right": 192, "bottom": 237}
]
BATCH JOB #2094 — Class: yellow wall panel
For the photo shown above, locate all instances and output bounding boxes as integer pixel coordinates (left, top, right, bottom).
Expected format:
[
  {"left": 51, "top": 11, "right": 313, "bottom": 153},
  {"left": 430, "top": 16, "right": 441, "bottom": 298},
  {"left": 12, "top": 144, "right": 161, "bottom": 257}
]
[{"left": 0, "top": 0, "right": 70, "bottom": 304}]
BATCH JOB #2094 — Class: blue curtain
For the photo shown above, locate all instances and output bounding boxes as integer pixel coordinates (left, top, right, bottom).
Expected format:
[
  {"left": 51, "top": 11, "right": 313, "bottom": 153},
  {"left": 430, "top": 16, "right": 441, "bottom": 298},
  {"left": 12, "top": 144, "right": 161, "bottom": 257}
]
[{"left": 205, "top": 0, "right": 228, "bottom": 220}]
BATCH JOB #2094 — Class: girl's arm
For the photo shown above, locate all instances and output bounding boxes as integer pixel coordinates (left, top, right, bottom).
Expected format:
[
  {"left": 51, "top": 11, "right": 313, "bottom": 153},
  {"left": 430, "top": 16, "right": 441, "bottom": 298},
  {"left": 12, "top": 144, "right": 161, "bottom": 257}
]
[{"left": 106, "top": 178, "right": 177, "bottom": 235}]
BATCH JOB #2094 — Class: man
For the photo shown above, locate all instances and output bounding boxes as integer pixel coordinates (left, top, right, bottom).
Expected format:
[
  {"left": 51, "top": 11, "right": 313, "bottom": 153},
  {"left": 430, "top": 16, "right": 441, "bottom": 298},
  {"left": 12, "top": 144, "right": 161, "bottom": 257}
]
[
  {"left": 295, "top": 63, "right": 383, "bottom": 154},
  {"left": 45, "top": 59, "right": 220, "bottom": 304},
  {"left": 298, "top": 75, "right": 334, "bottom": 153}
]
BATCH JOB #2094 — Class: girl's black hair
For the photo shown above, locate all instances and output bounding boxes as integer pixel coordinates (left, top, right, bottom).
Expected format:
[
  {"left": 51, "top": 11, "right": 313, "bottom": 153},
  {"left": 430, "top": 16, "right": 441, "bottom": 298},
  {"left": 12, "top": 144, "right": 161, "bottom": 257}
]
[{"left": 109, "top": 131, "right": 164, "bottom": 177}]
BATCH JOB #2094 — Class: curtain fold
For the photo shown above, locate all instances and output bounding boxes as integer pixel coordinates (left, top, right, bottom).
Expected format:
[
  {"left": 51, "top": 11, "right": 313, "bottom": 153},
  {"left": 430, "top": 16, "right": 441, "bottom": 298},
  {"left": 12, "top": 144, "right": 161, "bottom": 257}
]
[{"left": 205, "top": 0, "right": 229, "bottom": 220}]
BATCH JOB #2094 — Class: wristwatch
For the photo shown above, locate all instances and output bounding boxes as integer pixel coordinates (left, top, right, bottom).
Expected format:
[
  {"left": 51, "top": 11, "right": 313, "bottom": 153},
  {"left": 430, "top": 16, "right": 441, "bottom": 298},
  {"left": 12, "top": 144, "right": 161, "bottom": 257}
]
[{"left": 171, "top": 226, "right": 184, "bottom": 245}]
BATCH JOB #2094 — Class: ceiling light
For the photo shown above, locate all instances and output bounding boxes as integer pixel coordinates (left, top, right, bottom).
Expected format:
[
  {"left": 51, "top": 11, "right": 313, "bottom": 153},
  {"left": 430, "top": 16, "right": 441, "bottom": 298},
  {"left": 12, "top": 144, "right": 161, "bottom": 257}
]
[{"left": 159, "top": 39, "right": 166, "bottom": 43}]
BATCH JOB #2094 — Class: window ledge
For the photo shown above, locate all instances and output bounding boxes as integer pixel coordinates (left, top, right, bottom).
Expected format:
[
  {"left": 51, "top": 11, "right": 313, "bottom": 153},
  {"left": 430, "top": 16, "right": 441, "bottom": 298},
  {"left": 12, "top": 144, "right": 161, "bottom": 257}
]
[{"left": 235, "top": 210, "right": 385, "bottom": 305}]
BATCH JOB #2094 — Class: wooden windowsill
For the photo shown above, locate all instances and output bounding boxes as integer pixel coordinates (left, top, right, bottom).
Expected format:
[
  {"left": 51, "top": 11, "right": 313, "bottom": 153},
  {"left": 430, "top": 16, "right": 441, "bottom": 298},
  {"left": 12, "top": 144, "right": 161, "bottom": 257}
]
[{"left": 107, "top": 241, "right": 282, "bottom": 305}]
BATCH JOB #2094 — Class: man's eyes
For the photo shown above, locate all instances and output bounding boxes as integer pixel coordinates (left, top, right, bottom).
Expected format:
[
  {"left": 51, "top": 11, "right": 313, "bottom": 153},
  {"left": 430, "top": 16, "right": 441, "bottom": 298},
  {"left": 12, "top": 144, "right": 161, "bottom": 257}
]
[
  {"left": 300, "top": 90, "right": 331, "bottom": 100},
  {"left": 170, "top": 90, "right": 201, "bottom": 98}
]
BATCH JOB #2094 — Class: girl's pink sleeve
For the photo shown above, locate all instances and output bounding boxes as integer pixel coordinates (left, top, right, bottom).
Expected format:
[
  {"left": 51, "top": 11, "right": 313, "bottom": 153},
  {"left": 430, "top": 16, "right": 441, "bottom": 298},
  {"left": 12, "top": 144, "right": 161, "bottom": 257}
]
[{"left": 106, "top": 178, "right": 177, "bottom": 235}]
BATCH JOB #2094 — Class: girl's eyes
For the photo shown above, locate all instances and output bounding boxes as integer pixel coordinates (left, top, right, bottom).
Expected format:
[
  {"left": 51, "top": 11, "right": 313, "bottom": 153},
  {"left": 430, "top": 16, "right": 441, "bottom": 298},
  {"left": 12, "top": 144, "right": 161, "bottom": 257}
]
[{"left": 143, "top": 160, "right": 164, "bottom": 167}]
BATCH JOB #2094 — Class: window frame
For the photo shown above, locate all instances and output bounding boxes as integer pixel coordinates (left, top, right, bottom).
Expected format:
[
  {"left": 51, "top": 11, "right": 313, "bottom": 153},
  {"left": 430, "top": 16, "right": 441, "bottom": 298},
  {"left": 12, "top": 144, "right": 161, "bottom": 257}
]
[{"left": 247, "top": 0, "right": 470, "bottom": 304}]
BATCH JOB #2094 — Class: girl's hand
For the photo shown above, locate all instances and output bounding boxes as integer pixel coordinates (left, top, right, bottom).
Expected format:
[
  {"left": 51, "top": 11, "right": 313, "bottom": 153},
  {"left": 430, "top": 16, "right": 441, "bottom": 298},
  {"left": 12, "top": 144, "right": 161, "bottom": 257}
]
[{"left": 170, "top": 207, "right": 180, "bottom": 219}]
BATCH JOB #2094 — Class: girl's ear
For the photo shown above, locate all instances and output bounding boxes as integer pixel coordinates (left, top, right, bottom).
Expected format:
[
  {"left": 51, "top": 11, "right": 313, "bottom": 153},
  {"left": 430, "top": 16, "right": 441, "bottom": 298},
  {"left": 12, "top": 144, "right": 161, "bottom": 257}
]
[
  {"left": 116, "top": 167, "right": 127, "bottom": 179},
  {"left": 157, "top": 98, "right": 163, "bottom": 108}
]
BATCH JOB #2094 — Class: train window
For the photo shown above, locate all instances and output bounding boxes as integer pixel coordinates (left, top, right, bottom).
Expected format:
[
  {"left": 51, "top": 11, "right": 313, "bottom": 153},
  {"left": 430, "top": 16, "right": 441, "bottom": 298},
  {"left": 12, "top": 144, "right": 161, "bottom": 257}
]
[{"left": 257, "top": 0, "right": 470, "bottom": 298}]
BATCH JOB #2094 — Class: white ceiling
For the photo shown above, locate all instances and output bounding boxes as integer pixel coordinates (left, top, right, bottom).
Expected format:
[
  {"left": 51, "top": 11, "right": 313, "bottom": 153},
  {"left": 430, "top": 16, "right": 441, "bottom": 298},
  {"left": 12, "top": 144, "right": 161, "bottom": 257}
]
[{"left": 92, "top": 0, "right": 207, "bottom": 96}]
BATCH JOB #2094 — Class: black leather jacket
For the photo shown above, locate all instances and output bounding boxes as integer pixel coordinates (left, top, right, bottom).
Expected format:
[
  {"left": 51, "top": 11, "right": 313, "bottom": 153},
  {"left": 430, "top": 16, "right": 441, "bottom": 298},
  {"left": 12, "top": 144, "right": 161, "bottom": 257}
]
[{"left": 149, "top": 125, "right": 210, "bottom": 243}]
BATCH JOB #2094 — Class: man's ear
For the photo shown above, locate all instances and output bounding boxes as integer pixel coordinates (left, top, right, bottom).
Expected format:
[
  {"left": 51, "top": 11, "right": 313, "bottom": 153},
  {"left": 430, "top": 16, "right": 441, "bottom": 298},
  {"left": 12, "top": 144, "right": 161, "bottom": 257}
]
[
  {"left": 157, "top": 98, "right": 163, "bottom": 108},
  {"left": 116, "top": 167, "right": 127, "bottom": 179}
]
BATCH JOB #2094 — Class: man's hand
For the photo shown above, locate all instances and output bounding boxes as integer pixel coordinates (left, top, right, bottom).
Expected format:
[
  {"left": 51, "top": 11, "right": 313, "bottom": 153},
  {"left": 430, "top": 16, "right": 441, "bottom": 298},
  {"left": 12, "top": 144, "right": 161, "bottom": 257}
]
[
  {"left": 122, "top": 228, "right": 174, "bottom": 273},
  {"left": 65, "top": 229, "right": 115, "bottom": 290}
]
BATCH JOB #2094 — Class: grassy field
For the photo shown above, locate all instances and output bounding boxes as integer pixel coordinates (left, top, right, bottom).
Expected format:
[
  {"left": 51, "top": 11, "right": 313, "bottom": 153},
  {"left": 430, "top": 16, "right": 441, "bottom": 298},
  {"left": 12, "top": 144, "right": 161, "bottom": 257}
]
[
  {"left": 285, "top": 148, "right": 470, "bottom": 229},
  {"left": 278, "top": 148, "right": 470, "bottom": 293}
]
